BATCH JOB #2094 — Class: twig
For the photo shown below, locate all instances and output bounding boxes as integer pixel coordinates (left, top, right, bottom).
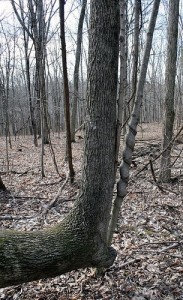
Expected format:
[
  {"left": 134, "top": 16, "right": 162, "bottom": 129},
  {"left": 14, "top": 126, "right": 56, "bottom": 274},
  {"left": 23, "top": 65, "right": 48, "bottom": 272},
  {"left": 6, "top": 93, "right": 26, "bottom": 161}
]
[
  {"left": 139, "top": 239, "right": 183, "bottom": 247},
  {"left": 170, "top": 147, "right": 183, "bottom": 168},
  {"left": 140, "top": 240, "right": 183, "bottom": 254},
  {"left": 149, "top": 159, "right": 157, "bottom": 183},
  {"left": 49, "top": 135, "right": 61, "bottom": 176},
  {"left": 75, "top": 123, "right": 84, "bottom": 133},
  {"left": 149, "top": 159, "right": 164, "bottom": 192},
  {"left": 135, "top": 124, "right": 183, "bottom": 177},
  {"left": 125, "top": 241, "right": 183, "bottom": 263},
  {"left": 148, "top": 180, "right": 179, "bottom": 195},
  {"left": 14, "top": 195, "right": 47, "bottom": 199},
  {"left": 39, "top": 178, "right": 63, "bottom": 186},
  {"left": 43, "top": 172, "right": 69, "bottom": 215},
  {"left": 119, "top": 257, "right": 142, "bottom": 268},
  {"left": 0, "top": 214, "right": 37, "bottom": 220},
  {"left": 0, "top": 169, "right": 30, "bottom": 175},
  {"left": 158, "top": 242, "right": 180, "bottom": 253}
]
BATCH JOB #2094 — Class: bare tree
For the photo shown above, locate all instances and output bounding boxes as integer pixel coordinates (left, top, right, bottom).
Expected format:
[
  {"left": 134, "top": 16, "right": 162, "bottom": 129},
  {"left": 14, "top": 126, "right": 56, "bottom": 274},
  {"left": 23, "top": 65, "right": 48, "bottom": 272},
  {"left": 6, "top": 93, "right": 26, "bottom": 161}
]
[
  {"left": 71, "top": 0, "right": 87, "bottom": 142},
  {"left": 0, "top": 24, "right": 12, "bottom": 150},
  {"left": 130, "top": 0, "right": 141, "bottom": 112},
  {"left": 59, "top": 0, "right": 75, "bottom": 183},
  {"left": 11, "top": 0, "right": 57, "bottom": 145},
  {"left": 0, "top": 77, "right": 10, "bottom": 170},
  {"left": 19, "top": 2, "right": 38, "bottom": 146},
  {"left": 115, "top": 0, "right": 128, "bottom": 168},
  {"left": 159, "top": 0, "right": 180, "bottom": 182}
]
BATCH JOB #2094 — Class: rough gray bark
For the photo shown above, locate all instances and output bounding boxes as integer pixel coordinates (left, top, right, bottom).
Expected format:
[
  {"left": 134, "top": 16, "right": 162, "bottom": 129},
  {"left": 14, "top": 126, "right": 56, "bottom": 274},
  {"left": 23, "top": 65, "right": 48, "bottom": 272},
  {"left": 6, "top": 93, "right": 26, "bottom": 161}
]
[
  {"left": 0, "top": 0, "right": 119, "bottom": 288},
  {"left": 71, "top": 0, "right": 87, "bottom": 142},
  {"left": 159, "top": 0, "right": 179, "bottom": 182},
  {"left": 107, "top": 0, "right": 160, "bottom": 245}
]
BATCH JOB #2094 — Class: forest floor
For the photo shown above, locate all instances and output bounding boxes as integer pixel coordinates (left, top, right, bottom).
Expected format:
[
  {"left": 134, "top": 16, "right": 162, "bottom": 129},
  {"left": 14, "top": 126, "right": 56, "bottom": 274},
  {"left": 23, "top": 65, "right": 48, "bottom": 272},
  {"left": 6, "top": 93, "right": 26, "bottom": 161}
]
[{"left": 1, "top": 122, "right": 183, "bottom": 300}]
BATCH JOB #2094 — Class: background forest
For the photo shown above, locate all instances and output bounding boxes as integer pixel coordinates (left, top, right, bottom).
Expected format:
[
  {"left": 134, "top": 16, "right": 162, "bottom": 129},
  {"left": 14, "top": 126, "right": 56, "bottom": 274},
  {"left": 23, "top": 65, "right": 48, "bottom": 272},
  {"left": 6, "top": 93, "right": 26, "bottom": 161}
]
[
  {"left": 0, "top": 0, "right": 182, "bottom": 139},
  {"left": 1, "top": 0, "right": 183, "bottom": 299}
]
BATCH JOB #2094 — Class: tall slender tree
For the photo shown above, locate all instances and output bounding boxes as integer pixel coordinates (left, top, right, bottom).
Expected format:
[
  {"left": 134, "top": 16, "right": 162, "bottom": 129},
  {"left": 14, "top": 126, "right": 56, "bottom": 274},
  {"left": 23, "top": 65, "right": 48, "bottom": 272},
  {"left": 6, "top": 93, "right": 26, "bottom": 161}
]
[
  {"left": 71, "top": 0, "right": 87, "bottom": 142},
  {"left": 59, "top": 0, "right": 75, "bottom": 183},
  {"left": 159, "top": 0, "right": 180, "bottom": 182},
  {"left": 115, "top": 0, "right": 128, "bottom": 169},
  {"left": 19, "top": 2, "right": 38, "bottom": 146},
  {"left": 130, "top": 0, "right": 141, "bottom": 112}
]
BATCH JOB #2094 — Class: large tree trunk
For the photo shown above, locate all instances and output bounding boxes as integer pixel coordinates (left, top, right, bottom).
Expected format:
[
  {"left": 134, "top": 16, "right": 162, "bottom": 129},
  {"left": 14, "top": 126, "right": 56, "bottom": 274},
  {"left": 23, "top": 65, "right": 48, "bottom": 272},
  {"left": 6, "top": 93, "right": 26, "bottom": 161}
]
[
  {"left": 159, "top": 0, "right": 179, "bottom": 182},
  {"left": 0, "top": 0, "right": 119, "bottom": 288}
]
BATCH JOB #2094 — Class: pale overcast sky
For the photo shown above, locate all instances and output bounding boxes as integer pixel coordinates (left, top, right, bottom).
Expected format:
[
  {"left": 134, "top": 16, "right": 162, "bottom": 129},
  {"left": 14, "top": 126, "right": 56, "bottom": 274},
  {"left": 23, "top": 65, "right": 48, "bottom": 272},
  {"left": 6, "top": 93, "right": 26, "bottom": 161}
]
[{"left": 0, "top": 0, "right": 88, "bottom": 78}]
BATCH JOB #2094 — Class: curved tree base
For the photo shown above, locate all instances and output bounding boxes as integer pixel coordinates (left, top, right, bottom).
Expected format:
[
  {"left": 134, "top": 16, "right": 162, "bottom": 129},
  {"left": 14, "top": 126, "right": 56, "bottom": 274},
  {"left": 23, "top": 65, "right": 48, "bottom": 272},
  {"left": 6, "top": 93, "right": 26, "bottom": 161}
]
[{"left": 0, "top": 199, "right": 116, "bottom": 288}]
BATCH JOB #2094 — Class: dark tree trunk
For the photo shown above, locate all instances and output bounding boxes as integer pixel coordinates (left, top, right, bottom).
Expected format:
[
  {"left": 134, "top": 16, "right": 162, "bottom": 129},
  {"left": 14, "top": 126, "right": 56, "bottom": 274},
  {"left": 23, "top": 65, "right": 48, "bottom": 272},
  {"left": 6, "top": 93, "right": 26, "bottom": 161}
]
[
  {"left": 23, "top": 28, "right": 38, "bottom": 147},
  {"left": 59, "top": 0, "right": 75, "bottom": 183}
]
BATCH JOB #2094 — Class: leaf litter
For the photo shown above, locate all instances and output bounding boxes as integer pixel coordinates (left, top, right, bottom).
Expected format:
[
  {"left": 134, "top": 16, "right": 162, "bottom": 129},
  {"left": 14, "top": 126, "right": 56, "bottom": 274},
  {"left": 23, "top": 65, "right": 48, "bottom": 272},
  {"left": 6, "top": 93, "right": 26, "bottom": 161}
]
[{"left": 0, "top": 123, "right": 183, "bottom": 299}]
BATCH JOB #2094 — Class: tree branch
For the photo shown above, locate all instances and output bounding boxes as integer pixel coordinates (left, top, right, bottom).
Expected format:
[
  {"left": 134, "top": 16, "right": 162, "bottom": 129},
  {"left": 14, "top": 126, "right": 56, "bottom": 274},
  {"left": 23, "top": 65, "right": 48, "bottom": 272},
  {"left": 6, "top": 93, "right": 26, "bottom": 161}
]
[{"left": 10, "top": 0, "right": 34, "bottom": 42}]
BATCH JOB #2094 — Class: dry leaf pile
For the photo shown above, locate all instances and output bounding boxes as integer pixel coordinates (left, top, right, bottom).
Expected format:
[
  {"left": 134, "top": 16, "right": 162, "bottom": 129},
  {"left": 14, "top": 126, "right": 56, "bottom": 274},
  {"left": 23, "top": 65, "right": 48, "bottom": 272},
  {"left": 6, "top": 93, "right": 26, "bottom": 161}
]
[{"left": 0, "top": 123, "right": 183, "bottom": 300}]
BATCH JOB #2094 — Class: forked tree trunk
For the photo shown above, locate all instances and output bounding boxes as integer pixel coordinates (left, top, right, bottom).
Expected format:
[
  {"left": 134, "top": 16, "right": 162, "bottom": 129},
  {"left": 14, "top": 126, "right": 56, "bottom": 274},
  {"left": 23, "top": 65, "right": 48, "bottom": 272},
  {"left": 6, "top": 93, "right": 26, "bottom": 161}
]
[
  {"left": 108, "top": 0, "right": 161, "bottom": 245},
  {"left": 159, "top": 0, "right": 179, "bottom": 182},
  {"left": 0, "top": 0, "right": 119, "bottom": 288}
]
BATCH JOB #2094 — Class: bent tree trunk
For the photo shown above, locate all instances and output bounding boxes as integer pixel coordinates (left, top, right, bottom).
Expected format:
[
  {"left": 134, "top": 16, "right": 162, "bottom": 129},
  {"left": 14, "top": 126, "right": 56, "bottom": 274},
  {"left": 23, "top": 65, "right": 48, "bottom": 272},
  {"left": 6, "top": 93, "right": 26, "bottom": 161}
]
[{"left": 0, "top": 0, "right": 119, "bottom": 288}]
